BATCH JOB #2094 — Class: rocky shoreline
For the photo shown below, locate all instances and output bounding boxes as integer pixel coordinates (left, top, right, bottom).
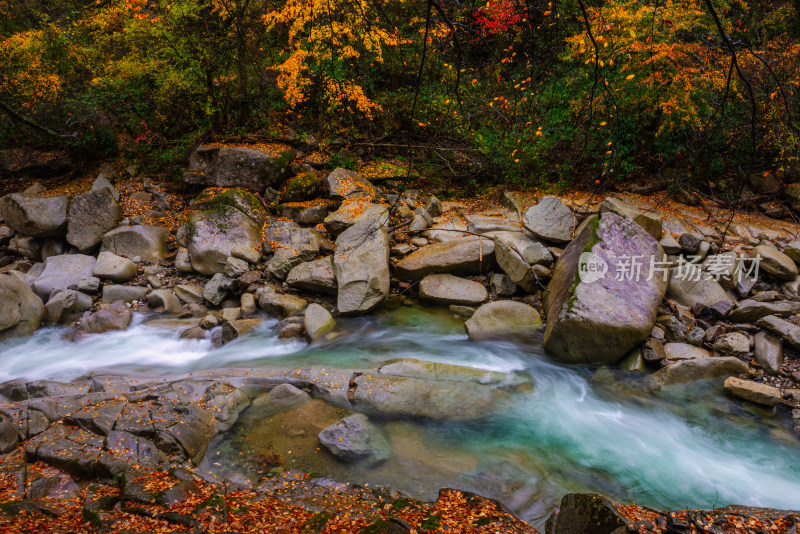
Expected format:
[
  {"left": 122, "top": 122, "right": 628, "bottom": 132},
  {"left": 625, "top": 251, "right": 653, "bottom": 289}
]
[{"left": 1, "top": 142, "right": 800, "bottom": 531}]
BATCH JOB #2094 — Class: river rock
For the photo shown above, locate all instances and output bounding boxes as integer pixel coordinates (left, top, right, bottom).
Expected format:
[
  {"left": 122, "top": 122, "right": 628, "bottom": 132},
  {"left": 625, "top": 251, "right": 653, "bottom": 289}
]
[
  {"left": 489, "top": 273, "right": 516, "bottom": 297},
  {"left": 192, "top": 187, "right": 268, "bottom": 227},
  {"left": 175, "top": 284, "right": 204, "bottom": 304},
  {"left": 74, "top": 302, "right": 133, "bottom": 337},
  {"left": 188, "top": 206, "right": 262, "bottom": 275},
  {"left": 465, "top": 300, "right": 542, "bottom": 340},
  {"left": 599, "top": 196, "right": 662, "bottom": 239},
  {"left": 101, "top": 225, "right": 169, "bottom": 261},
  {"left": 666, "top": 269, "right": 733, "bottom": 310},
  {"left": 543, "top": 213, "right": 667, "bottom": 364},
  {"left": 44, "top": 289, "right": 91, "bottom": 325},
  {"left": 147, "top": 290, "right": 182, "bottom": 313},
  {"left": 753, "top": 244, "right": 798, "bottom": 281},
  {"left": 395, "top": 237, "right": 495, "bottom": 280},
  {"left": 323, "top": 200, "right": 388, "bottom": 237},
  {"left": 419, "top": 274, "right": 488, "bottom": 306},
  {"left": 266, "top": 246, "right": 318, "bottom": 280},
  {"left": 92, "top": 251, "right": 137, "bottom": 283},
  {"left": 754, "top": 332, "right": 783, "bottom": 375},
  {"left": 333, "top": 212, "right": 390, "bottom": 314},
  {"left": 287, "top": 257, "right": 337, "bottom": 295},
  {"left": 31, "top": 254, "right": 97, "bottom": 300},
  {"left": 318, "top": 414, "right": 390, "bottom": 464},
  {"left": 728, "top": 299, "right": 800, "bottom": 322},
  {"left": 522, "top": 196, "right": 574, "bottom": 243},
  {"left": 280, "top": 171, "right": 323, "bottom": 202},
  {"left": 712, "top": 332, "right": 750, "bottom": 356},
  {"left": 202, "top": 274, "right": 235, "bottom": 306},
  {"left": 326, "top": 168, "right": 375, "bottom": 200},
  {"left": 0, "top": 193, "right": 69, "bottom": 238},
  {"left": 724, "top": 377, "right": 782, "bottom": 406},
  {"left": 304, "top": 303, "right": 335, "bottom": 342},
  {"left": 102, "top": 285, "right": 149, "bottom": 304},
  {"left": 184, "top": 145, "right": 293, "bottom": 190},
  {"left": 0, "top": 274, "right": 44, "bottom": 340},
  {"left": 664, "top": 342, "right": 710, "bottom": 360},
  {"left": 494, "top": 233, "right": 540, "bottom": 291},
  {"left": 647, "top": 357, "right": 750, "bottom": 388},
  {"left": 221, "top": 318, "right": 263, "bottom": 343},
  {"left": 258, "top": 288, "right": 307, "bottom": 318},
  {"left": 67, "top": 189, "right": 122, "bottom": 251},
  {"left": 756, "top": 315, "right": 800, "bottom": 349}
]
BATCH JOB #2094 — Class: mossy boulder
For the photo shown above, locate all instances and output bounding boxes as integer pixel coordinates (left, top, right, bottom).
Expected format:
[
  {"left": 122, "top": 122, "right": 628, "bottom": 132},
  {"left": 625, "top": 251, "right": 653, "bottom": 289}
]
[
  {"left": 281, "top": 171, "right": 323, "bottom": 202},
  {"left": 193, "top": 187, "right": 267, "bottom": 226}
]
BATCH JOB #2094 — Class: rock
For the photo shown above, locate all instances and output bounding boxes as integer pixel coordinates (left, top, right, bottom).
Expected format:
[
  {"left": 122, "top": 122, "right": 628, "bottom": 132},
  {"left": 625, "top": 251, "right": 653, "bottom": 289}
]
[
  {"left": 679, "top": 233, "right": 701, "bottom": 254},
  {"left": 318, "top": 414, "right": 390, "bottom": 464},
  {"left": 326, "top": 168, "right": 375, "bottom": 199},
  {"left": 175, "top": 285, "right": 204, "bottom": 304},
  {"left": 67, "top": 189, "right": 122, "bottom": 251},
  {"left": 409, "top": 214, "right": 428, "bottom": 232},
  {"left": 333, "top": 213, "right": 390, "bottom": 314},
  {"left": 549, "top": 493, "right": 632, "bottom": 534},
  {"left": 187, "top": 206, "right": 262, "bottom": 275},
  {"left": 184, "top": 145, "right": 293, "bottom": 190},
  {"left": 192, "top": 187, "right": 268, "bottom": 226},
  {"left": 425, "top": 216, "right": 468, "bottom": 243},
  {"left": 7, "top": 235, "right": 41, "bottom": 260},
  {"left": 499, "top": 191, "right": 526, "bottom": 213},
  {"left": 642, "top": 338, "right": 667, "bottom": 362},
  {"left": 667, "top": 269, "right": 733, "bottom": 310},
  {"left": 419, "top": 274, "right": 488, "bottom": 306},
  {"left": 147, "top": 290, "right": 182, "bottom": 313},
  {"left": 287, "top": 257, "right": 337, "bottom": 295},
  {"left": 44, "top": 290, "right": 91, "bottom": 325},
  {"left": 266, "top": 246, "right": 318, "bottom": 280},
  {"left": 489, "top": 273, "right": 516, "bottom": 297},
  {"left": 686, "top": 326, "right": 705, "bottom": 346},
  {"left": 756, "top": 315, "right": 800, "bottom": 349},
  {"left": 323, "top": 200, "right": 388, "bottom": 237},
  {"left": 241, "top": 293, "right": 257, "bottom": 316},
  {"left": 753, "top": 244, "right": 798, "bottom": 281},
  {"left": 599, "top": 196, "right": 662, "bottom": 239},
  {"left": 0, "top": 194, "right": 69, "bottom": 237},
  {"left": 77, "top": 277, "right": 100, "bottom": 294},
  {"left": 221, "top": 307, "right": 241, "bottom": 322},
  {"left": 522, "top": 196, "right": 574, "bottom": 243},
  {"left": 224, "top": 256, "right": 249, "bottom": 278},
  {"left": 395, "top": 237, "right": 495, "bottom": 280},
  {"left": 75, "top": 302, "right": 132, "bottom": 336},
  {"left": 465, "top": 300, "right": 542, "bottom": 340},
  {"left": 277, "top": 321, "right": 304, "bottom": 340},
  {"left": 619, "top": 348, "right": 646, "bottom": 371},
  {"left": 672, "top": 185, "right": 701, "bottom": 206},
  {"left": 203, "top": 273, "right": 235, "bottom": 306},
  {"left": 493, "top": 233, "right": 540, "bottom": 292},
  {"left": 424, "top": 196, "right": 442, "bottom": 218},
  {"left": 102, "top": 285, "right": 149, "bottom": 304},
  {"left": 0, "top": 274, "right": 44, "bottom": 340},
  {"left": 101, "top": 225, "right": 169, "bottom": 262},
  {"left": 92, "top": 251, "right": 137, "bottom": 282},
  {"left": 258, "top": 288, "right": 307, "bottom": 318},
  {"left": 783, "top": 240, "right": 800, "bottom": 264},
  {"left": 449, "top": 305, "right": 475, "bottom": 317},
  {"left": 711, "top": 332, "right": 749, "bottom": 356},
  {"left": 221, "top": 318, "right": 263, "bottom": 343},
  {"left": 754, "top": 332, "right": 783, "bottom": 375},
  {"left": 647, "top": 357, "right": 750, "bottom": 388},
  {"left": 281, "top": 171, "right": 323, "bottom": 202},
  {"left": 304, "top": 303, "right": 335, "bottom": 342},
  {"left": 724, "top": 377, "right": 782, "bottom": 406},
  {"left": 664, "top": 342, "right": 711, "bottom": 360},
  {"left": 658, "top": 315, "right": 688, "bottom": 342},
  {"left": 92, "top": 174, "right": 119, "bottom": 200},
  {"left": 543, "top": 213, "right": 667, "bottom": 364},
  {"left": 230, "top": 245, "right": 262, "bottom": 264},
  {"left": 660, "top": 234, "right": 681, "bottom": 254},
  {"left": 728, "top": 299, "right": 800, "bottom": 322},
  {"left": 31, "top": 254, "right": 97, "bottom": 301}
]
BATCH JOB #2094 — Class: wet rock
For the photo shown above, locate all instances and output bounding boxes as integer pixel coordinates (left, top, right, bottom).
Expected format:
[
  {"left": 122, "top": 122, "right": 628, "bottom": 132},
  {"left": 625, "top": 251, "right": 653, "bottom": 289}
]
[
  {"left": 304, "top": 303, "right": 335, "bottom": 342},
  {"left": 333, "top": 212, "right": 390, "bottom": 314},
  {"left": 277, "top": 320, "right": 305, "bottom": 340},
  {"left": 647, "top": 357, "right": 750, "bottom": 388},
  {"left": 258, "top": 288, "right": 308, "bottom": 317},
  {"left": 419, "top": 274, "right": 488, "bottom": 306},
  {"left": 724, "top": 377, "right": 782, "bottom": 406},
  {"left": 543, "top": 213, "right": 667, "bottom": 364},
  {"left": 67, "top": 189, "right": 122, "bottom": 251},
  {"left": 98, "top": 430, "right": 165, "bottom": 476},
  {"left": 318, "top": 414, "right": 390, "bottom": 464},
  {"left": 449, "top": 305, "right": 475, "bottom": 318},
  {"left": 712, "top": 332, "right": 750, "bottom": 356},
  {"left": 0, "top": 193, "right": 68, "bottom": 238},
  {"left": 181, "top": 326, "right": 207, "bottom": 340},
  {"left": 25, "top": 424, "right": 104, "bottom": 478},
  {"left": 549, "top": 493, "right": 628, "bottom": 534},
  {"left": 185, "top": 145, "right": 293, "bottom": 190},
  {"left": 465, "top": 300, "right": 542, "bottom": 341},
  {"left": 257, "top": 383, "right": 310, "bottom": 411},
  {"left": 102, "top": 284, "right": 148, "bottom": 304},
  {"left": 523, "top": 196, "right": 574, "bottom": 243},
  {"left": 101, "top": 225, "right": 169, "bottom": 262},
  {"left": 599, "top": 196, "right": 662, "bottom": 239},
  {"left": 74, "top": 302, "right": 133, "bottom": 336},
  {"left": 221, "top": 318, "right": 263, "bottom": 343},
  {"left": 93, "top": 251, "right": 137, "bottom": 282},
  {"left": 0, "top": 274, "right": 44, "bottom": 340},
  {"left": 754, "top": 331, "right": 783, "bottom": 375},
  {"left": 395, "top": 237, "right": 495, "bottom": 280},
  {"left": 31, "top": 254, "right": 97, "bottom": 300},
  {"left": 753, "top": 244, "right": 798, "bottom": 281},
  {"left": 188, "top": 206, "right": 263, "bottom": 276}
]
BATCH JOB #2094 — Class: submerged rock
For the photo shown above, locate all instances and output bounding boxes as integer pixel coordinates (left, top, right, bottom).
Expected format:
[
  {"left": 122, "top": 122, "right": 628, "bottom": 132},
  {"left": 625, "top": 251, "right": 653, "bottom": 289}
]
[{"left": 318, "top": 414, "right": 390, "bottom": 464}]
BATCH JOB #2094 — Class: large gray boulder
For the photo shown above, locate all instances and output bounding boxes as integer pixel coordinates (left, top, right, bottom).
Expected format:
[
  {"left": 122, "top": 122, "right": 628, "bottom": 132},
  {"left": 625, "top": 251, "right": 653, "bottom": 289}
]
[
  {"left": 543, "top": 213, "right": 667, "bottom": 364},
  {"left": 318, "top": 414, "right": 390, "bottom": 464},
  {"left": 752, "top": 244, "right": 798, "bottom": 281},
  {"left": 523, "top": 196, "right": 574, "bottom": 243},
  {"left": 493, "top": 232, "right": 548, "bottom": 292},
  {"left": 192, "top": 187, "right": 268, "bottom": 226},
  {"left": 67, "top": 189, "right": 122, "bottom": 251},
  {"left": 667, "top": 269, "right": 733, "bottom": 310},
  {"left": 258, "top": 288, "right": 307, "bottom": 318},
  {"left": 0, "top": 193, "right": 69, "bottom": 237},
  {"left": 0, "top": 274, "right": 44, "bottom": 340},
  {"left": 326, "top": 168, "right": 375, "bottom": 199},
  {"left": 395, "top": 236, "right": 495, "bottom": 280},
  {"left": 287, "top": 257, "right": 338, "bottom": 295},
  {"left": 187, "top": 206, "right": 262, "bottom": 275},
  {"left": 101, "top": 225, "right": 169, "bottom": 261},
  {"left": 599, "top": 196, "right": 662, "bottom": 239},
  {"left": 184, "top": 145, "right": 294, "bottom": 191},
  {"left": 419, "top": 274, "right": 488, "bottom": 306},
  {"left": 333, "top": 212, "right": 390, "bottom": 314},
  {"left": 31, "top": 254, "right": 97, "bottom": 300},
  {"left": 93, "top": 251, "right": 137, "bottom": 282},
  {"left": 465, "top": 300, "right": 542, "bottom": 340}
]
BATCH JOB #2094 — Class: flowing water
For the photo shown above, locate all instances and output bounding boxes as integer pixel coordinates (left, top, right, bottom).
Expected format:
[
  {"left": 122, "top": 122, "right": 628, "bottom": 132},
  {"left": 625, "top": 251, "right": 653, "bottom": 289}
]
[{"left": 1, "top": 306, "right": 799, "bottom": 527}]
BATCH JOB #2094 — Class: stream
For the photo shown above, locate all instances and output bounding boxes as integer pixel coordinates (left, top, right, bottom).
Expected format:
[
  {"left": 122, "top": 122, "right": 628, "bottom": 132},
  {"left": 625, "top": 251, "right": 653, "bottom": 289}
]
[{"left": 1, "top": 306, "right": 799, "bottom": 527}]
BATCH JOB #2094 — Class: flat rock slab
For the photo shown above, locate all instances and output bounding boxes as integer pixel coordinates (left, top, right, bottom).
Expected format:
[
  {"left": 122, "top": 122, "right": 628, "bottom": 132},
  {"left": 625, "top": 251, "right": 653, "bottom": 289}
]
[
  {"left": 395, "top": 237, "right": 495, "bottom": 280},
  {"left": 724, "top": 376, "right": 783, "bottom": 406}
]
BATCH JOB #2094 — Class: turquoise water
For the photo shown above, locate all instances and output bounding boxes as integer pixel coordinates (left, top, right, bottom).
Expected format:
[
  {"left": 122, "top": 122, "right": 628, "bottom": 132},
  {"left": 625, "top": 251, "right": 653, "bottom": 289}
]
[{"left": 1, "top": 306, "right": 799, "bottom": 526}]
